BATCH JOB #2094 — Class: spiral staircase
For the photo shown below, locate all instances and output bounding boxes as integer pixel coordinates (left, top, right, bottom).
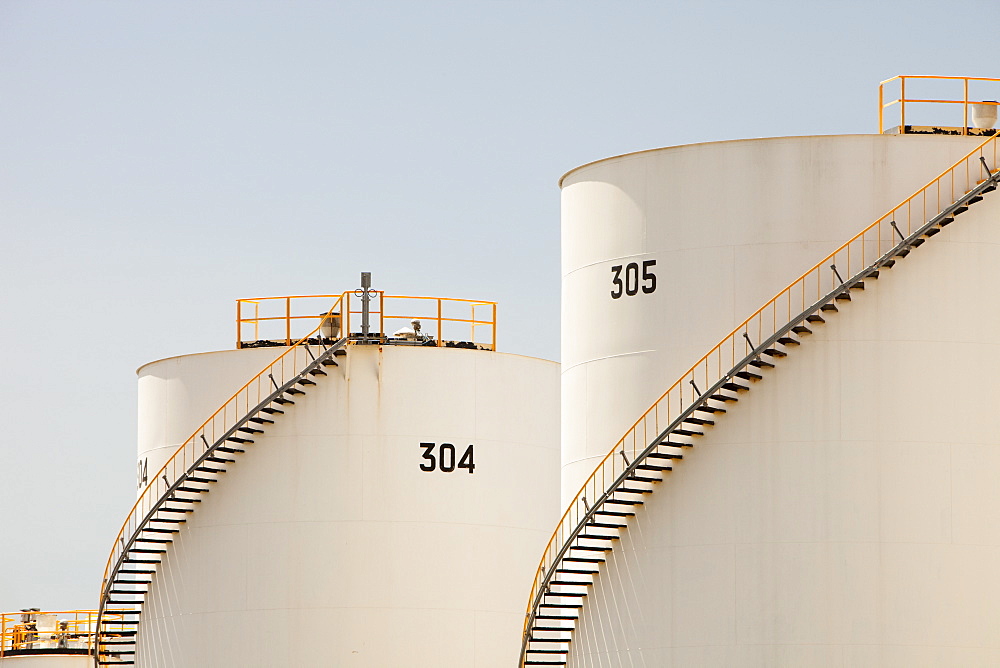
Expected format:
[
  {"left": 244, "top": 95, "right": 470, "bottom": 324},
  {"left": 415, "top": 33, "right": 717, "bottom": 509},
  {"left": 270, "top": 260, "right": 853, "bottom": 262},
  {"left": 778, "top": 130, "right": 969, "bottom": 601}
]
[{"left": 520, "top": 136, "right": 1000, "bottom": 666}]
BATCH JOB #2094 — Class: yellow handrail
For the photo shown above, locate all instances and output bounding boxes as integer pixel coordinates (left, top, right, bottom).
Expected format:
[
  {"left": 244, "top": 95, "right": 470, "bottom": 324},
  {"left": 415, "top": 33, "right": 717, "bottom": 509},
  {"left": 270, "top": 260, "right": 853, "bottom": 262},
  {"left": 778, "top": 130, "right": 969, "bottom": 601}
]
[
  {"left": 236, "top": 292, "right": 498, "bottom": 351},
  {"left": 0, "top": 610, "right": 123, "bottom": 657},
  {"left": 97, "top": 297, "right": 345, "bottom": 637},
  {"left": 521, "top": 131, "right": 1000, "bottom": 658},
  {"left": 879, "top": 75, "right": 1000, "bottom": 134}
]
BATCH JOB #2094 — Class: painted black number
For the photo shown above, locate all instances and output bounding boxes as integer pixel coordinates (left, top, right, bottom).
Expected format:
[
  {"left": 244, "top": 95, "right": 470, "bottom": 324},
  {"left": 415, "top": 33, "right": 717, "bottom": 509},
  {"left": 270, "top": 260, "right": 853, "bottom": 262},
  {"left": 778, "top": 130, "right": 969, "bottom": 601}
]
[
  {"left": 610, "top": 265, "right": 623, "bottom": 299},
  {"left": 137, "top": 457, "right": 148, "bottom": 490},
  {"left": 611, "top": 261, "right": 656, "bottom": 299},
  {"left": 439, "top": 443, "right": 456, "bottom": 472},
  {"left": 420, "top": 443, "right": 475, "bottom": 474},
  {"left": 642, "top": 259, "right": 657, "bottom": 293},
  {"left": 458, "top": 445, "right": 475, "bottom": 473},
  {"left": 419, "top": 443, "right": 436, "bottom": 471},
  {"left": 625, "top": 263, "right": 639, "bottom": 296}
]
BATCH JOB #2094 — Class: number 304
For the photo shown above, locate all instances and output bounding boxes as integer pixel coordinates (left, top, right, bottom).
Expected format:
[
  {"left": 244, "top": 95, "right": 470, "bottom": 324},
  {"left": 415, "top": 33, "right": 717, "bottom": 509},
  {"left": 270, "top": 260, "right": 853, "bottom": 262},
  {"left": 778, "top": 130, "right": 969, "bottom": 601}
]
[
  {"left": 611, "top": 260, "right": 656, "bottom": 299},
  {"left": 420, "top": 443, "right": 475, "bottom": 474}
]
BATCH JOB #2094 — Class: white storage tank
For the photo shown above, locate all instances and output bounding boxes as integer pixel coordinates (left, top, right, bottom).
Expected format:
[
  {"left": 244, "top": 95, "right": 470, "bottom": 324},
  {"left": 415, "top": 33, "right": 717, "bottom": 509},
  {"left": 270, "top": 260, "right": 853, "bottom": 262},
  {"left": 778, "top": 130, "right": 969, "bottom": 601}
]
[
  {"left": 111, "top": 291, "right": 559, "bottom": 667},
  {"left": 537, "top": 80, "right": 1000, "bottom": 665},
  {"left": 0, "top": 610, "right": 101, "bottom": 667},
  {"left": 559, "top": 133, "right": 988, "bottom": 502}
]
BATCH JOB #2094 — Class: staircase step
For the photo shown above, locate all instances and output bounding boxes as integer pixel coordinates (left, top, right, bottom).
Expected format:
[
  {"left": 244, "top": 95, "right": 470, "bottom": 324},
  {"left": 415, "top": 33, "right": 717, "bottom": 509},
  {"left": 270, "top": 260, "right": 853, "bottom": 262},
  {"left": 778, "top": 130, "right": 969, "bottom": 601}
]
[
  {"left": 215, "top": 447, "right": 245, "bottom": 454},
  {"left": 588, "top": 521, "right": 627, "bottom": 528},
  {"left": 274, "top": 397, "right": 294, "bottom": 405},
  {"left": 954, "top": 205, "right": 969, "bottom": 215},
  {"left": 612, "top": 486, "right": 651, "bottom": 494},
  {"left": 912, "top": 238, "right": 925, "bottom": 247},
  {"left": 286, "top": 388, "right": 305, "bottom": 395},
  {"left": 924, "top": 227, "right": 941, "bottom": 237},
  {"left": 297, "top": 378, "right": 316, "bottom": 386},
  {"left": 579, "top": 533, "right": 620, "bottom": 540},
  {"left": 720, "top": 382, "right": 748, "bottom": 392},
  {"left": 865, "top": 270, "right": 879, "bottom": 280},
  {"left": 536, "top": 613, "right": 580, "bottom": 620},
  {"left": 569, "top": 545, "right": 613, "bottom": 552},
  {"left": 594, "top": 509, "right": 635, "bottom": 517},
  {"left": 141, "top": 526, "right": 179, "bottom": 533},
  {"left": 248, "top": 417, "right": 274, "bottom": 425},
  {"left": 708, "top": 393, "right": 738, "bottom": 402},
  {"left": 308, "top": 368, "right": 328, "bottom": 376},
  {"left": 636, "top": 463, "right": 672, "bottom": 472},
  {"left": 696, "top": 404, "right": 726, "bottom": 414},
  {"left": 238, "top": 427, "right": 264, "bottom": 435},
  {"left": 647, "top": 452, "right": 682, "bottom": 460},
  {"left": 939, "top": 216, "right": 955, "bottom": 226},
  {"left": 734, "top": 370, "right": 762, "bottom": 381},
  {"left": 227, "top": 437, "right": 254, "bottom": 444},
  {"left": 791, "top": 324, "right": 812, "bottom": 335},
  {"left": 206, "top": 456, "right": 236, "bottom": 464},
  {"left": 261, "top": 406, "right": 284, "bottom": 415},
  {"left": 968, "top": 194, "right": 983, "bottom": 204},
  {"left": 321, "top": 359, "right": 340, "bottom": 366},
  {"left": 159, "top": 506, "right": 194, "bottom": 513},
  {"left": 762, "top": 347, "right": 787, "bottom": 358},
  {"left": 174, "top": 486, "right": 208, "bottom": 494},
  {"left": 749, "top": 359, "right": 775, "bottom": 369},
  {"left": 672, "top": 428, "right": 703, "bottom": 437},
  {"left": 604, "top": 498, "right": 643, "bottom": 506},
  {"left": 555, "top": 569, "right": 598, "bottom": 576},
  {"left": 777, "top": 336, "right": 799, "bottom": 346},
  {"left": 806, "top": 314, "right": 825, "bottom": 324},
  {"left": 821, "top": 303, "right": 839, "bottom": 312},
  {"left": 563, "top": 557, "right": 604, "bottom": 564},
  {"left": 625, "top": 474, "right": 660, "bottom": 483},
  {"left": 850, "top": 281, "right": 865, "bottom": 290},
  {"left": 882, "top": 258, "right": 896, "bottom": 268},
  {"left": 185, "top": 477, "right": 216, "bottom": 484},
  {"left": 835, "top": 291, "right": 852, "bottom": 301},
  {"left": 543, "top": 591, "right": 587, "bottom": 597},
  {"left": 193, "top": 466, "right": 225, "bottom": 474}
]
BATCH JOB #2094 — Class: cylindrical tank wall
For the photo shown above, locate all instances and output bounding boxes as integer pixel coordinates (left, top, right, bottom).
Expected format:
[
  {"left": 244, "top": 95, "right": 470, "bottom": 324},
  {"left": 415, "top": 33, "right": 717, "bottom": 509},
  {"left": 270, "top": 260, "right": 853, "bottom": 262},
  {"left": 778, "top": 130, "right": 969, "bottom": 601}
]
[
  {"left": 567, "top": 174, "right": 1000, "bottom": 664},
  {"left": 135, "top": 344, "right": 559, "bottom": 667},
  {"left": 560, "top": 133, "right": 988, "bottom": 502},
  {"left": 136, "top": 347, "right": 285, "bottom": 497},
  {"left": 0, "top": 657, "right": 91, "bottom": 667}
]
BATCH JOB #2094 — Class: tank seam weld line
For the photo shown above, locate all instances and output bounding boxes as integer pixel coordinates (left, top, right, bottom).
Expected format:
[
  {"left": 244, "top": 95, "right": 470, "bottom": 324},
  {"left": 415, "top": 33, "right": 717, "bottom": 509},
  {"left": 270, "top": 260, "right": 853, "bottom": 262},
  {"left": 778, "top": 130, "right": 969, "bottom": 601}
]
[
  {"left": 561, "top": 349, "right": 655, "bottom": 374},
  {"left": 562, "top": 239, "right": 859, "bottom": 278}
]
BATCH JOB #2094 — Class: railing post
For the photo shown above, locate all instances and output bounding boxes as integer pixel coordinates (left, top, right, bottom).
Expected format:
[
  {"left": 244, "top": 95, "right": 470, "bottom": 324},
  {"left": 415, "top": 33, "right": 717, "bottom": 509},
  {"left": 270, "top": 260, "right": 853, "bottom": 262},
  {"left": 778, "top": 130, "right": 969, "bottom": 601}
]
[
  {"left": 285, "top": 297, "right": 291, "bottom": 346},
  {"left": 437, "top": 298, "right": 443, "bottom": 347},
  {"left": 964, "top": 77, "right": 969, "bottom": 135},
  {"left": 492, "top": 303, "right": 497, "bottom": 350},
  {"left": 879, "top": 83, "right": 884, "bottom": 134},
  {"left": 901, "top": 76, "right": 906, "bottom": 132},
  {"left": 236, "top": 300, "right": 242, "bottom": 349}
]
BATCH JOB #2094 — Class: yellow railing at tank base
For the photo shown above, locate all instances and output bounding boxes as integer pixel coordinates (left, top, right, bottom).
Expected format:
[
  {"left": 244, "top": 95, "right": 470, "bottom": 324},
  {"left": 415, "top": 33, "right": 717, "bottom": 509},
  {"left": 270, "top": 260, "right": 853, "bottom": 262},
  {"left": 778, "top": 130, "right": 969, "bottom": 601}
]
[
  {"left": 0, "top": 610, "right": 126, "bottom": 656},
  {"left": 97, "top": 306, "right": 345, "bottom": 632},
  {"left": 880, "top": 75, "right": 1000, "bottom": 134},
  {"left": 236, "top": 292, "right": 497, "bottom": 351},
  {"left": 521, "top": 132, "right": 1000, "bottom": 653}
]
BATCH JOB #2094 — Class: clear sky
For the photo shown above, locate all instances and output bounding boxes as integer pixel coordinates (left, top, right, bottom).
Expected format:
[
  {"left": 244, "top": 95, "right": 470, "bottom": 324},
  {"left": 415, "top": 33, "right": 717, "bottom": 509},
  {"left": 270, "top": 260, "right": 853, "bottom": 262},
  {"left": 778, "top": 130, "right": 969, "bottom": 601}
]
[{"left": 0, "top": 0, "right": 994, "bottom": 613}]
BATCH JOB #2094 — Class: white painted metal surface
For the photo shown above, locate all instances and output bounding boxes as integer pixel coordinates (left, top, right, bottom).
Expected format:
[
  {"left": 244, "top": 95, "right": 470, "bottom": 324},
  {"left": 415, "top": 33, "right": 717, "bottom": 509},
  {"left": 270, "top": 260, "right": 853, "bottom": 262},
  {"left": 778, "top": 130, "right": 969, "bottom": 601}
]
[
  {"left": 134, "top": 344, "right": 559, "bottom": 667},
  {"left": 136, "top": 347, "right": 284, "bottom": 496},
  {"left": 0, "top": 657, "right": 91, "bottom": 667},
  {"left": 560, "top": 133, "right": 987, "bottom": 503},
  {"left": 564, "top": 150, "right": 1000, "bottom": 664}
]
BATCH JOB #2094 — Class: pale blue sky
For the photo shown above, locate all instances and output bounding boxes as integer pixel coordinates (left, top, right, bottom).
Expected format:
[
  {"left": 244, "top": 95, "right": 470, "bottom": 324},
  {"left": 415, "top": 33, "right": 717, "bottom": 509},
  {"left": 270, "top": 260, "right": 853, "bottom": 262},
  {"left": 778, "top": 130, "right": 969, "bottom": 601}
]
[{"left": 0, "top": 0, "right": 992, "bottom": 612}]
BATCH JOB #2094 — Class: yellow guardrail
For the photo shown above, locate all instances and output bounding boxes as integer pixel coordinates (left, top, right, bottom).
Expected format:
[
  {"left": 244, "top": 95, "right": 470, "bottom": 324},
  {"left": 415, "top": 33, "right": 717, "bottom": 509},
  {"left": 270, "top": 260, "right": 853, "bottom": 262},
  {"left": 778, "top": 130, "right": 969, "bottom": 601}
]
[
  {"left": 880, "top": 75, "right": 1000, "bottom": 134},
  {"left": 521, "top": 131, "right": 1000, "bottom": 659},
  {"left": 1, "top": 610, "right": 126, "bottom": 656},
  {"left": 236, "top": 292, "right": 497, "bottom": 351}
]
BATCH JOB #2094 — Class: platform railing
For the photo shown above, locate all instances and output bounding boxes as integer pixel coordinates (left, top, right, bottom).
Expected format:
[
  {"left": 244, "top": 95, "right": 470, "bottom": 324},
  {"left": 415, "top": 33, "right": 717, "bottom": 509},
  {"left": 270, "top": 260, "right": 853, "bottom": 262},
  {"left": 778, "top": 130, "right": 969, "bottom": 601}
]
[
  {"left": 237, "top": 292, "right": 497, "bottom": 350},
  {"left": 880, "top": 75, "right": 1000, "bottom": 134},
  {"left": 0, "top": 610, "right": 126, "bottom": 656},
  {"left": 521, "top": 131, "right": 1000, "bottom": 659}
]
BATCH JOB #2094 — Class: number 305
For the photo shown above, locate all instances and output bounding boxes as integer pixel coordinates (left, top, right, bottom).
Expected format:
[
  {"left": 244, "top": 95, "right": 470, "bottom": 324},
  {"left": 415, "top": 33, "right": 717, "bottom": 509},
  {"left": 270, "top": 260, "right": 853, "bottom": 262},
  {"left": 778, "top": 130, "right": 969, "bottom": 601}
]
[
  {"left": 611, "top": 260, "right": 656, "bottom": 299},
  {"left": 420, "top": 443, "right": 475, "bottom": 474}
]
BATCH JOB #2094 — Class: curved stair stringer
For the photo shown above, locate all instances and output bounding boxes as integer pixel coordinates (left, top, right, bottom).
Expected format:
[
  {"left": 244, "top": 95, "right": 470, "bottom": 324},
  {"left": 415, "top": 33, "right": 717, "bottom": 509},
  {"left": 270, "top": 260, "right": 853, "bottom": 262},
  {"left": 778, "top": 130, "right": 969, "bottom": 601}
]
[
  {"left": 519, "top": 139, "right": 1000, "bottom": 667},
  {"left": 94, "top": 328, "right": 348, "bottom": 667}
]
